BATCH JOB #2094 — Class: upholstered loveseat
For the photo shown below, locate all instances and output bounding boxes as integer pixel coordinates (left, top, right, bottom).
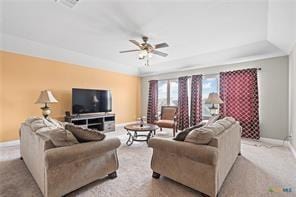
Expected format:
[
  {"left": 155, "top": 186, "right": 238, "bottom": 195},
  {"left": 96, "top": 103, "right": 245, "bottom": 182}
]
[
  {"left": 20, "top": 123, "right": 121, "bottom": 197},
  {"left": 148, "top": 119, "right": 241, "bottom": 197}
]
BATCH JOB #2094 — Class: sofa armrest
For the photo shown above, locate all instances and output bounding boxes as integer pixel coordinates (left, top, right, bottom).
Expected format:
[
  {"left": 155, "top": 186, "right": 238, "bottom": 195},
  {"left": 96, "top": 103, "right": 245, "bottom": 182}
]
[
  {"left": 148, "top": 137, "right": 218, "bottom": 165},
  {"left": 45, "top": 137, "right": 121, "bottom": 169}
]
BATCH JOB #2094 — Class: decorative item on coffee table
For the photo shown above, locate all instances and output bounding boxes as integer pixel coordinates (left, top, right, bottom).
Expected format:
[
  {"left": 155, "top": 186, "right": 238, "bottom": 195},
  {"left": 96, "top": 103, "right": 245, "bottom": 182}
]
[
  {"left": 124, "top": 122, "right": 158, "bottom": 146},
  {"left": 137, "top": 117, "right": 145, "bottom": 127}
]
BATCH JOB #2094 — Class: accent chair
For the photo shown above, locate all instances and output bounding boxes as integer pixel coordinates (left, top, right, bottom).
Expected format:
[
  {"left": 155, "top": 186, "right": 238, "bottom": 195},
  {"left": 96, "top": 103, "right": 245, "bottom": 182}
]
[{"left": 154, "top": 106, "right": 178, "bottom": 136}]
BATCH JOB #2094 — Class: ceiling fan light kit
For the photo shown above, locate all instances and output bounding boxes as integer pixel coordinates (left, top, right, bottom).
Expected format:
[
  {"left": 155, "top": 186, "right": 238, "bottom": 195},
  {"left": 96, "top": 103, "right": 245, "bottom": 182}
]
[
  {"left": 55, "top": 0, "right": 79, "bottom": 8},
  {"left": 120, "top": 36, "right": 169, "bottom": 66},
  {"left": 139, "top": 50, "right": 148, "bottom": 59}
]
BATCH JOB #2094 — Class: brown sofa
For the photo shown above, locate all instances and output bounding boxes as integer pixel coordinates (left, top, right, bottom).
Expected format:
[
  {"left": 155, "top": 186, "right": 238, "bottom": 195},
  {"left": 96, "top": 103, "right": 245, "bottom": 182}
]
[
  {"left": 148, "top": 121, "right": 241, "bottom": 197},
  {"left": 20, "top": 123, "right": 121, "bottom": 197}
]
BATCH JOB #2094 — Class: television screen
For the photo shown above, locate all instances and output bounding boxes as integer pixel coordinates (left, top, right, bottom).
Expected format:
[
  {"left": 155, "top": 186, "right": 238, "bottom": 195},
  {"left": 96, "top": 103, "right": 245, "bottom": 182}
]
[{"left": 72, "top": 88, "right": 112, "bottom": 114}]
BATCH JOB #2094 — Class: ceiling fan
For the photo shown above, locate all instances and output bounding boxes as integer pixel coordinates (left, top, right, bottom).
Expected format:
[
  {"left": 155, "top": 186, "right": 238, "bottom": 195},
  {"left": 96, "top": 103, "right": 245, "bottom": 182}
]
[{"left": 120, "top": 36, "right": 169, "bottom": 64}]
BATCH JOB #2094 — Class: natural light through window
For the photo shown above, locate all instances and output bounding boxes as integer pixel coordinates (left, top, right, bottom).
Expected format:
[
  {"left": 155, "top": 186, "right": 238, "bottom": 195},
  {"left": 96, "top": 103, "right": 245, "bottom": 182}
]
[
  {"left": 158, "top": 76, "right": 218, "bottom": 118},
  {"left": 169, "top": 80, "right": 178, "bottom": 106},
  {"left": 158, "top": 80, "right": 179, "bottom": 112},
  {"left": 202, "top": 76, "right": 219, "bottom": 118},
  {"left": 158, "top": 80, "right": 168, "bottom": 112}
]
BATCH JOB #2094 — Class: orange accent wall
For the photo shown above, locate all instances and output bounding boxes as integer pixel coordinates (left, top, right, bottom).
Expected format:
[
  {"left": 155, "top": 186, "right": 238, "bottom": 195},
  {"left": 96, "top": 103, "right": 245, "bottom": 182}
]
[
  {"left": 0, "top": 51, "right": 141, "bottom": 142},
  {"left": 0, "top": 52, "right": 3, "bottom": 140}
]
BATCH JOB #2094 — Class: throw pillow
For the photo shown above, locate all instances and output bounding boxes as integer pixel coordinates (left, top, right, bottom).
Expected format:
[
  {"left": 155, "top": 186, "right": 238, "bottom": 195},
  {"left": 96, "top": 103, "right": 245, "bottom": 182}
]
[
  {"left": 184, "top": 127, "right": 215, "bottom": 145},
  {"left": 37, "top": 128, "right": 79, "bottom": 147},
  {"left": 47, "top": 117, "right": 65, "bottom": 128},
  {"left": 25, "top": 117, "right": 63, "bottom": 132},
  {"left": 204, "top": 122, "right": 225, "bottom": 135},
  {"left": 215, "top": 117, "right": 235, "bottom": 129},
  {"left": 224, "top": 117, "right": 236, "bottom": 123},
  {"left": 205, "top": 115, "right": 220, "bottom": 126},
  {"left": 173, "top": 122, "right": 205, "bottom": 141},
  {"left": 65, "top": 124, "right": 105, "bottom": 143}
]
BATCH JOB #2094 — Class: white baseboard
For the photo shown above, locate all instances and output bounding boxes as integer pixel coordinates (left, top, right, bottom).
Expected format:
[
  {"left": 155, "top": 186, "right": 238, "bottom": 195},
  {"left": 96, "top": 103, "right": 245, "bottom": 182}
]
[
  {"left": 260, "top": 137, "right": 296, "bottom": 159},
  {"left": 288, "top": 142, "right": 296, "bottom": 159},
  {"left": 260, "top": 137, "right": 287, "bottom": 146},
  {"left": 0, "top": 139, "right": 20, "bottom": 148}
]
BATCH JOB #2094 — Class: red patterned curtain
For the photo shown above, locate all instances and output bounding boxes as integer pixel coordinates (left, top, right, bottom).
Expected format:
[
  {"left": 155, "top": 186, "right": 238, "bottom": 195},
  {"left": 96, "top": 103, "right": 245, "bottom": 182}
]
[
  {"left": 147, "top": 80, "right": 158, "bottom": 124},
  {"left": 190, "top": 75, "right": 203, "bottom": 126},
  {"left": 177, "top": 76, "right": 189, "bottom": 130},
  {"left": 220, "top": 68, "right": 260, "bottom": 139}
]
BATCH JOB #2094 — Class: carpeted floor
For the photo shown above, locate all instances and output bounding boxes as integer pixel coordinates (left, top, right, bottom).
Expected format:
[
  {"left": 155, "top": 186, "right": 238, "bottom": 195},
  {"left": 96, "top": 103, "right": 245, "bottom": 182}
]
[{"left": 0, "top": 129, "right": 296, "bottom": 197}]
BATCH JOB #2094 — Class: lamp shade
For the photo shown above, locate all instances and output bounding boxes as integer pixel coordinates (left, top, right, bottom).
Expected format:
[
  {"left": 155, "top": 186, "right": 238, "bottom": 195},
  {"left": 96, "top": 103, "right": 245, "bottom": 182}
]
[
  {"left": 205, "top": 93, "right": 223, "bottom": 105},
  {"left": 35, "top": 90, "right": 58, "bottom": 104}
]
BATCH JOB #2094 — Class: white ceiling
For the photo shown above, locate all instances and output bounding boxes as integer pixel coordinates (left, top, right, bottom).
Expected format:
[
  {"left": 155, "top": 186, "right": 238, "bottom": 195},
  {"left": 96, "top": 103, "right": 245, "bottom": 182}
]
[{"left": 1, "top": 0, "right": 295, "bottom": 76}]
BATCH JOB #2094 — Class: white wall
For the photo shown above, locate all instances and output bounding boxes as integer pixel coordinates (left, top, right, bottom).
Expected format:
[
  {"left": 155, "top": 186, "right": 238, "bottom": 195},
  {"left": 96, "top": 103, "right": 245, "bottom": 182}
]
[
  {"left": 141, "top": 56, "right": 289, "bottom": 140},
  {"left": 267, "top": 0, "right": 295, "bottom": 53},
  {"left": 289, "top": 45, "right": 296, "bottom": 149}
]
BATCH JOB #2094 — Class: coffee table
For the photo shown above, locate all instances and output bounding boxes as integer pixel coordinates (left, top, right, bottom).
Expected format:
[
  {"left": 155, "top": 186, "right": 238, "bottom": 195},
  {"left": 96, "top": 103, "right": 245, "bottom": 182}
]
[{"left": 124, "top": 123, "right": 159, "bottom": 146}]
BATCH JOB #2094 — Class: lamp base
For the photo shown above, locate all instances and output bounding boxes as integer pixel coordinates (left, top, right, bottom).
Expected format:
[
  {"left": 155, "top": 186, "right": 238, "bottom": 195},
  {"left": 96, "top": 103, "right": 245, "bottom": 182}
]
[
  {"left": 209, "top": 104, "right": 218, "bottom": 116},
  {"left": 41, "top": 105, "right": 51, "bottom": 119}
]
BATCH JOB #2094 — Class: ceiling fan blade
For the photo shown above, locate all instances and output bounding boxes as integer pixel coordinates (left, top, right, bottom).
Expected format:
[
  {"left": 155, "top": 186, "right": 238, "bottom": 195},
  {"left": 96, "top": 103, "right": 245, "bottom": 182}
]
[
  {"left": 154, "top": 43, "right": 169, "bottom": 49},
  {"left": 120, "top": 49, "right": 140, "bottom": 53},
  {"left": 129, "top": 40, "right": 141, "bottom": 47},
  {"left": 152, "top": 50, "right": 168, "bottom": 57}
]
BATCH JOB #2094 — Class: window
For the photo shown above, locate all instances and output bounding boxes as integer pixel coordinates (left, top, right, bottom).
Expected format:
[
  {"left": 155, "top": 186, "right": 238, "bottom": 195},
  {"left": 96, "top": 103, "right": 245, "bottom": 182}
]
[
  {"left": 158, "top": 80, "right": 168, "bottom": 112},
  {"left": 169, "top": 80, "right": 178, "bottom": 106},
  {"left": 157, "top": 76, "right": 218, "bottom": 118},
  {"left": 202, "top": 75, "right": 219, "bottom": 118},
  {"left": 158, "top": 80, "right": 179, "bottom": 111}
]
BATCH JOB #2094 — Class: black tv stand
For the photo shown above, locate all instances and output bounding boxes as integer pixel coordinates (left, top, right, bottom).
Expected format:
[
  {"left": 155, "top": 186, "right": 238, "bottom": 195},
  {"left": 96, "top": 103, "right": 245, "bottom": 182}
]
[{"left": 65, "top": 113, "right": 115, "bottom": 133}]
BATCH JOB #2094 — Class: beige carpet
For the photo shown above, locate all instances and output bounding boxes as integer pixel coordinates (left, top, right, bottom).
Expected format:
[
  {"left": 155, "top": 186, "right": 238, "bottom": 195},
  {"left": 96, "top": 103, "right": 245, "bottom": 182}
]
[{"left": 0, "top": 129, "right": 296, "bottom": 197}]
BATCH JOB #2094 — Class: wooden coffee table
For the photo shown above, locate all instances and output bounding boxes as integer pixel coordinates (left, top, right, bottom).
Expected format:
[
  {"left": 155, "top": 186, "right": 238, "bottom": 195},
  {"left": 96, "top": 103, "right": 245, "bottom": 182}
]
[{"left": 124, "top": 123, "right": 159, "bottom": 146}]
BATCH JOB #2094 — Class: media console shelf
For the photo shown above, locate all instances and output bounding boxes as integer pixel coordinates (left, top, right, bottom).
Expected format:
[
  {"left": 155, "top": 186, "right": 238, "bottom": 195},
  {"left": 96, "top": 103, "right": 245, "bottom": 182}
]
[{"left": 65, "top": 113, "right": 115, "bottom": 133}]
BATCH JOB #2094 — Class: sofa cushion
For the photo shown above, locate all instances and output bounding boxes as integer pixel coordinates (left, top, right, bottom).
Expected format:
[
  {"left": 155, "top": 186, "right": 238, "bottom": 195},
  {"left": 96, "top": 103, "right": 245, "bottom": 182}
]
[
  {"left": 65, "top": 124, "right": 105, "bottom": 143},
  {"left": 184, "top": 127, "right": 215, "bottom": 145},
  {"left": 174, "top": 122, "right": 205, "bottom": 141},
  {"left": 45, "top": 137, "right": 121, "bottom": 169},
  {"left": 215, "top": 117, "right": 235, "bottom": 129},
  {"left": 205, "top": 122, "right": 225, "bottom": 135},
  {"left": 148, "top": 137, "right": 218, "bottom": 165},
  {"left": 37, "top": 128, "right": 79, "bottom": 147}
]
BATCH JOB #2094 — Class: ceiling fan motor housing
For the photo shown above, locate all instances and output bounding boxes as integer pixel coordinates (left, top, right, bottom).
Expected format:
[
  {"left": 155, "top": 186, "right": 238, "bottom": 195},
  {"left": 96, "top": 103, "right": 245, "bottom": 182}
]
[{"left": 142, "top": 36, "right": 149, "bottom": 43}]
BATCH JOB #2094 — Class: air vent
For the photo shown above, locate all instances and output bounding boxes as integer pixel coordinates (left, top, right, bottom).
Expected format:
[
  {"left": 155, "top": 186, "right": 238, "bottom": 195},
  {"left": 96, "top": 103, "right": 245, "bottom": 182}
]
[{"left": 55, "top": 0, "right": 79, "bottom": 8}]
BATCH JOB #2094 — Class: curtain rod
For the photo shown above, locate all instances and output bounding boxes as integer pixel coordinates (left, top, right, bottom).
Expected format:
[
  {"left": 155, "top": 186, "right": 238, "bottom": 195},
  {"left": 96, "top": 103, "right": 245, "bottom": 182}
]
[
  {"left": 200, "top": 67, "right": 262, "bottom": 77},
  {"left": 149, "top": 67, "right": 261, "bottom": 82}
]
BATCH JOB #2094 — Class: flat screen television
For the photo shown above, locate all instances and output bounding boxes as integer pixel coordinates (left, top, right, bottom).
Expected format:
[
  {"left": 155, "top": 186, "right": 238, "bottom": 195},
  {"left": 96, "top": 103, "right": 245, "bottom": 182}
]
[{"left": 72, "top": 88, "right": 112, "bottom": 114}]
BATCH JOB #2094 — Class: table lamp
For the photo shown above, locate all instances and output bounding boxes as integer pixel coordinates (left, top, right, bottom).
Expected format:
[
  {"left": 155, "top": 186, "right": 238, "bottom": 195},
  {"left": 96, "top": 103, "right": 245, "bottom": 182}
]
[
  {"left": 35, "top": 90, "right": 58, "bottom": 118},
  {"left": 205, "top": 92, "right": 223, "bottom": 116}
]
